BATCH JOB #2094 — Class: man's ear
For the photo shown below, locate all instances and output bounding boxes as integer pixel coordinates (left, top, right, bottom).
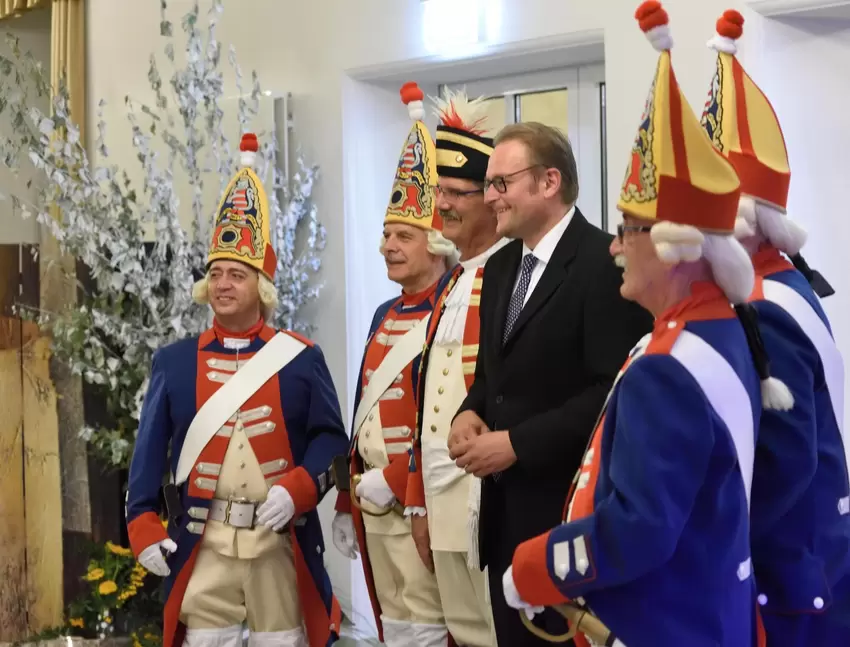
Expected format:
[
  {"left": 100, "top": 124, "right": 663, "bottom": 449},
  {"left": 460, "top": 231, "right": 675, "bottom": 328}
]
[{"left": 543, "top": 168, "right": 562, "bottom": 200}]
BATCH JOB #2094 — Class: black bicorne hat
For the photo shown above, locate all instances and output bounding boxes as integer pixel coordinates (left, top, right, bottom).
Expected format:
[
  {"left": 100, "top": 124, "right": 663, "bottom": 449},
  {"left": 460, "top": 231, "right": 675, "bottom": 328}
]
[{"left": 433, "top": 89, "right": 495, "bottom": 183}]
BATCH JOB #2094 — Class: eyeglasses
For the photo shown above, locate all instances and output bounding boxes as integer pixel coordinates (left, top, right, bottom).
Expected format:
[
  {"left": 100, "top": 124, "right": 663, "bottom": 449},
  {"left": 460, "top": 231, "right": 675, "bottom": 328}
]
[
  {"left": 616, "top": 223, "right": 653, "bottom": 242},
  {"left": 483, "top": 165, "right": 542, "bottom": 194},
  {"left": 435, "top": 185, "right": 484, "bottom": 201}
]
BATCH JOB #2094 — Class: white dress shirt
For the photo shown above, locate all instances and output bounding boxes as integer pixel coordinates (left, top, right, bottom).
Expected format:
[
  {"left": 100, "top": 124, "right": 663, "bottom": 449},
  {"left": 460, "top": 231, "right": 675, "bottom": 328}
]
[
  {"left": 512, "top": 206, "right": 575, "bottom": 306},
  {"left": 435, "top": 237, "right": 511, "bottom": 345}
]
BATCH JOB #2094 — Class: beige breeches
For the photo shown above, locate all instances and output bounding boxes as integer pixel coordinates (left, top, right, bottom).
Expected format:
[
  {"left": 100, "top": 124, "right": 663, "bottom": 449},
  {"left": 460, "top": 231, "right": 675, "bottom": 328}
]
[
  {"left": 366, "top": 531, "right": 445, "bottom": 625},
  {"left": 180, "top": 538, "right": 301, "bottom": 632},
  {"left": 432, "top": 550, "right": 496, "bottom": 646}
]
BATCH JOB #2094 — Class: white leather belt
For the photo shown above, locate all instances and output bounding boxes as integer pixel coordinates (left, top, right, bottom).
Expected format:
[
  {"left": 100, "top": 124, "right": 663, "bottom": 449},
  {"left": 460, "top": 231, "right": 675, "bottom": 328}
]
[{"left": 208, "top": 497, "right": 261, "bottom": 529}]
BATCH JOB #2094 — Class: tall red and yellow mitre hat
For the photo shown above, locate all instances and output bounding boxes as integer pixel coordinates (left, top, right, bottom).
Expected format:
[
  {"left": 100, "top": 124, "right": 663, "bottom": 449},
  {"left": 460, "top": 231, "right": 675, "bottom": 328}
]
[
  {"left": 618, "top": 1, "right": 741, "bottom": 234},
  {"left": 384, "top": 82, "right": 440, "bottom": 231},
  {"left": 701, "top": 11, "right": 790, "bottom": 212},
  {"left": 207, "top": 133, "right": 277, "bottom": 280}
]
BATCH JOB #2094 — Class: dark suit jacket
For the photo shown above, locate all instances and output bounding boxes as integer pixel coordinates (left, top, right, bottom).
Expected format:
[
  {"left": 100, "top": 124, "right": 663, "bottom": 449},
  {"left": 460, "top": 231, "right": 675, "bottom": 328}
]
[{"left": 456, "top": 208, "right": 654, "bottom": 571}]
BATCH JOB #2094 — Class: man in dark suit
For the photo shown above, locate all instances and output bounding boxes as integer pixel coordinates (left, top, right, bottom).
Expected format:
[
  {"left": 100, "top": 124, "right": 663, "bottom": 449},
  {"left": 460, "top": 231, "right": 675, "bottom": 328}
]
[{"left": 447, "top": 122, "right": 653, "bottom": 645}]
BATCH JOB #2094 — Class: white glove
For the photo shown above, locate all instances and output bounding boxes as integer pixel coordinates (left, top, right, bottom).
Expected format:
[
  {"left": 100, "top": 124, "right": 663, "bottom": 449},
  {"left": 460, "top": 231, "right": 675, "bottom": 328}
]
[
  {"left": 256, "top": 485, "right": 296, "bottom": 531},
  {"left": 503, "top": 565, "right": 545, "bottom": 620},
  {"left": 138, "top": 538, "right": 178, "bottom": 577},
  {"left": 355, "top": 468, "right": 396, "bottom": 508},
  {"left": 331, "top": 512, "right": 359, "bottom": 559}
]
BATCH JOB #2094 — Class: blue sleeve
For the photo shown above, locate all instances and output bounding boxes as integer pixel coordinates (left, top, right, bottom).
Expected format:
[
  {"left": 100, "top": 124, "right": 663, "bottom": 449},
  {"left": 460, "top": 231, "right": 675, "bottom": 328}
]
[
  {"left": 127, "top": 350, "right": 171, "bottom": 522},
  {"left": 542, "top": 355, "right": 716, "bottom": 596},
  {"left": 751, "top": 301, "right": 818, "bottom": 532},
  {"left": 301, "top": 344, "right": 349, "bottom": 501}
]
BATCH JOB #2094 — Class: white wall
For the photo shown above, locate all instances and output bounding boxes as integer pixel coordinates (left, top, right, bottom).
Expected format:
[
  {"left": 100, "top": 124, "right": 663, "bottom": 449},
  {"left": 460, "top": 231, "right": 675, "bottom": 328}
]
[
  {"left": 0, "top": 5, "right": 51, "bottom": 245},
  {"left": 87, "top": 0, "right": 850, "bottom": 638},
  {"left": 755, "top": 15, "right": 850, "bottom": 374}
]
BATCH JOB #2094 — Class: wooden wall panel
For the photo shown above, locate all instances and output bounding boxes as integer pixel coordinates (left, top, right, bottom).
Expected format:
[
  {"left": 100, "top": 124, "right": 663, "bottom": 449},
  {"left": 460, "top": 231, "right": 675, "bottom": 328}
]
[
  {"left": 0, "top": 246, "right": 28, "bottom": 640},
  {"left": 22, "top": 327, "right": 64, "bottom": 632}
]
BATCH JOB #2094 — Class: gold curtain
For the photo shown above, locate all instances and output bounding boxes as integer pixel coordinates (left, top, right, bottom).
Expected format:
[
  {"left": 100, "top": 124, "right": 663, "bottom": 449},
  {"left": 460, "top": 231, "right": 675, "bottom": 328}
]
[
  {"left": 51, "top": 0, "right": 85, "bottom": 133},
  {"left": 0, "top": 0, "right": 48, "bottom": 20}
]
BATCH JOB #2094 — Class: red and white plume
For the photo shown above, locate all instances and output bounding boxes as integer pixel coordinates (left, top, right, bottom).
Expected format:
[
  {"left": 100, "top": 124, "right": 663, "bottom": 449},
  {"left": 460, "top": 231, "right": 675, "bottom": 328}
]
[
  {"left": 431, "top": 87, "right": 489, "bottom": 135},
  {"left": 240, "top": 132, "right": 259, "bottom": 168},
  {"left": 400, "top": 81, "right": 425, "bottom": 121},
  {"left": 636, "top": 1, "right": 673, "bottom": 52},
  {"left": 709, "top": 9, "right": 743, "bottom": 55}
]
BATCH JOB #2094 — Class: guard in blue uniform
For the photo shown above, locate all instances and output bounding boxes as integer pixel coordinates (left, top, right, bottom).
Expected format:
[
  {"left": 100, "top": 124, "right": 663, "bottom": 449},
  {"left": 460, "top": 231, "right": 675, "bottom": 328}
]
[
  {"left": 126, "top": 133, "right": 348, "bottom": 647},
  {"left": 502, "top": 4, "right": 793, "bottom": 646},
  {"left": 701, "top": 10, "right": 850, "bottom": 645}
]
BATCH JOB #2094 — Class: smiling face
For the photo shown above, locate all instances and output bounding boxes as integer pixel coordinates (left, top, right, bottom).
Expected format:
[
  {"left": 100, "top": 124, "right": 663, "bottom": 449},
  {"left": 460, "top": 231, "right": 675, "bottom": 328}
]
[
  {"left": 208, "top": 259, "right": 261, "bottom": 322},
  {"left": 484, "top": 139, "right": 543, "bottom": 241},
  {"left": 609, "top": 215, "right": 669, "bottom": 309},
  {"left": 435, "top": 177, "right": 493, "bottom": 254},
  {"left": 381, "top": 222, "right": 435, "bottom": 289}
]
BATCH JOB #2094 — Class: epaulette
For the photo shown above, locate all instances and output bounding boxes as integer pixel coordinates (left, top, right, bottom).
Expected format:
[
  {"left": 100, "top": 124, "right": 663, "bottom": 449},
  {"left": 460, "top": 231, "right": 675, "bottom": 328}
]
[{"left": 282, "top": 329, "right": 316, "bottom": 348}]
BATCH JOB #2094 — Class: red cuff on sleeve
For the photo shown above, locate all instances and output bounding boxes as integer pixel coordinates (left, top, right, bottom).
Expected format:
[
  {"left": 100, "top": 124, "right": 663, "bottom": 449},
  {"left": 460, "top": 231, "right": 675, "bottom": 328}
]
[
  {"left": 276, "top": 466, "right": 318, "bottom": 517},
  {"left": 335, "top": 489, "right": 352, "bottom": 513},
  {"left": 513, "top": 531, "right": 571, "bottom": 607},
  {"left": 405, "top": 451, "right": 426, "bottom": 508},
  {"left": 383, "top": 457, "right": 409, "bottom": 504},
  {"left": 127, "top": 511, "right": 169, "bottom": 558}
]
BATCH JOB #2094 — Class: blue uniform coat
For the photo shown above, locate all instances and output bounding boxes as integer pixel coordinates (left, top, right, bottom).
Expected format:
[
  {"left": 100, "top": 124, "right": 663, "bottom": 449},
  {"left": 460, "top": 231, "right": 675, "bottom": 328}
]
[
  {"left": 126, "top": 322, "right": 348, "bottom": 647},
  {"left": 512, "top": 283, "right": 764, "bottom": 647},
  {"left": 749, "top": 246, "right": 850, "bottom": 645}
]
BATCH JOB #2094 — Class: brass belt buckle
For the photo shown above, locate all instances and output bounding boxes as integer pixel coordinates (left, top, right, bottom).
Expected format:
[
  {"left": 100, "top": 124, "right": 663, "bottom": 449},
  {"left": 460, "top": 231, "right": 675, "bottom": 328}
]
[{"left": 225, "top": 496, "right": 256, "bottom": 530}]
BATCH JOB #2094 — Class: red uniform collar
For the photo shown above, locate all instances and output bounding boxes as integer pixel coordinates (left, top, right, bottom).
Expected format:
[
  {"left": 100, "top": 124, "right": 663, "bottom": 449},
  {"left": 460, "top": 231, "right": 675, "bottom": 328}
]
[
  {"left": 752, "top": 243, "right": 794, "bottom": 278},
  {"left": 655, "top": 281, "right": 736, "bottom": 331},
  {"left": 400, "top": 279, "right": 439, "bottom": 307},
  {"left": 212, "top": 317, "right": 265, "bottom": 345}
]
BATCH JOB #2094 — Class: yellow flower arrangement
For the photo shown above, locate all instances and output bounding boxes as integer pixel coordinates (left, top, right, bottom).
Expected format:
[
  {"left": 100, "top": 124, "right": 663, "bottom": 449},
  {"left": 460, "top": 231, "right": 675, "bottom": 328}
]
[
  {"left": 106, "top": 541, "right": 134, "bottom": 557},
  {"left": 84, "top": 567, "right": 105, "bottom": 581},
  {"left": 67, "top": 539, "right": 160, "bottom": 644}
]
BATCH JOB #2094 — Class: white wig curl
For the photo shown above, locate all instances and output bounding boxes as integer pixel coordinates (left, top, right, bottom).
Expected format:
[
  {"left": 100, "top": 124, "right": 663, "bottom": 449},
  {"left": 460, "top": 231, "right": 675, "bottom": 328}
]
[
  {"left": 650, "top": 219, "right": 793, "bottom": 410},
  {"left": 378, "top": 228, "right": 460, "bottom": 267},
  {"left": 192, "top": 271, "right": 279, "bottom": 322},
  {"left": 649, "top": 220, "right": 754, "bottom": 305},
  {"left": 734, "top": 196, "right": 808, "bottom": 257}
]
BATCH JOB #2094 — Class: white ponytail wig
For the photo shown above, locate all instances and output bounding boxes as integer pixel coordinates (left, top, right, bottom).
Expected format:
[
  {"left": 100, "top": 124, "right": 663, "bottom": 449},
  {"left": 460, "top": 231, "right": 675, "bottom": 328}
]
[
  {"left": 734, "top": 195, "right": 807, "bottom": 257},
  {"left": 192, "top": 271, "right": 279, "bottom": 322},
  {"left": 650, "top": 220, "right": 754, "bottom": 304},
  {"left": 649, "top": 218, "right": 792, "bottom": 410}
]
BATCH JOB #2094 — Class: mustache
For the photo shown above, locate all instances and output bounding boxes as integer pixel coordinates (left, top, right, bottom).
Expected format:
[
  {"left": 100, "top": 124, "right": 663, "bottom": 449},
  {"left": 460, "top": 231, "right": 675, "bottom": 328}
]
[
  {"left": 439, "top": 209, "right": 460, "bottom": 221},
  {"left": 613, "top": 254, "right": 626, "bottom": 269}
]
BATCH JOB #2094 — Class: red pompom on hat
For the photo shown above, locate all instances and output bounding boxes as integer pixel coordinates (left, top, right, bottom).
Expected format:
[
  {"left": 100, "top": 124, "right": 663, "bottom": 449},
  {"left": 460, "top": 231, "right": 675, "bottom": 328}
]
[
  {"left": 240, "top": 132, "right": 259, "bottom": 152},
  {"left": 708, "top": 9, "right": 744, "bottom": 54},
  {"left": 717, "top": 10, "right": 744, "bottom": 39},
  {"left": 400, "top": 81, "right": 425, "bottom": 121},
  {"left": 635, "top": 1, "right": 672, "bottom": 51},
  {"left": 239, "top": 132, "right": 258, "bottom": 167},
  {"left": 400, "top": 81, "right": 424, "bottom": 104}
]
